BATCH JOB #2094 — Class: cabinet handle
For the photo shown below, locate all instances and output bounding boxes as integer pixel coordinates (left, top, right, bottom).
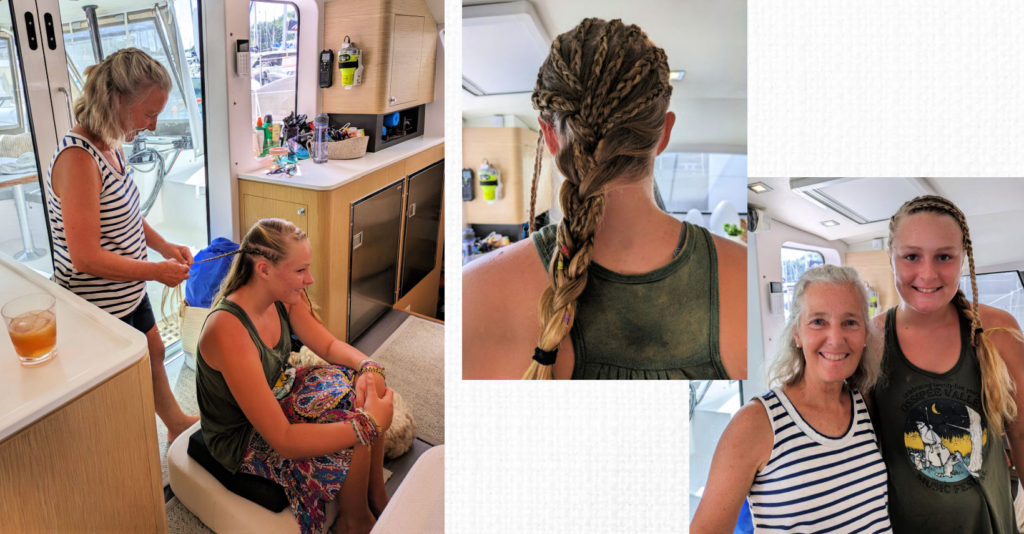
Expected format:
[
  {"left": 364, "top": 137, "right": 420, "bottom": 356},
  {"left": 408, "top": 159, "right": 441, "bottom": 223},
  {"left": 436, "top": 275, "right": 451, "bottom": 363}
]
[
  {"left": 352, "top": 231, "right": 363, "bottom": 250},
  {"left": 390, "top": 96, "right": 397, "bottom": 104},
  {"left": 297, "top": 207, "right": 306, "bottom": 216},
  {"left": 407, "top": 202, "right": 416, "bottom": 218}
]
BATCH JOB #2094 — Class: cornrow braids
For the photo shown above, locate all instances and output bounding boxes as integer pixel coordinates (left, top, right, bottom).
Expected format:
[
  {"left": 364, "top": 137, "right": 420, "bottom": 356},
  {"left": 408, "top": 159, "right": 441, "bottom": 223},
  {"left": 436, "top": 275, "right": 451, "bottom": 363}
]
[
  {"left": 523, "top": 19, "right": 673, "bottom": 379},
  {"left": 889, "top": 194, "right": 1018, "bottom": 435},
  {"left": 212, "top": 218, "right": 308, "bottom": 307}
]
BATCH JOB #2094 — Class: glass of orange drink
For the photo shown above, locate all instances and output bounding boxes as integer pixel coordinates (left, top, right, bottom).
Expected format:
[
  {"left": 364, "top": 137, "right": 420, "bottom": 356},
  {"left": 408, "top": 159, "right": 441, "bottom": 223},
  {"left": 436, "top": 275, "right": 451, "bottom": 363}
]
[{"left": 2, "top": 293, "right": 57, "bottom": 366}]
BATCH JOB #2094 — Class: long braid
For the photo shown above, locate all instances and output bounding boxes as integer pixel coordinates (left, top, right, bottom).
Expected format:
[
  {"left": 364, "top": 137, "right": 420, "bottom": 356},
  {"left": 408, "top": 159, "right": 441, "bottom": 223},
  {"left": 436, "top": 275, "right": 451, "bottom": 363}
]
[
  {"left": 890, "top": 195, "right": 1018, "bottom": 435},
  {"left": 523, "top": 19, "right": 672, "bottom": 379}
]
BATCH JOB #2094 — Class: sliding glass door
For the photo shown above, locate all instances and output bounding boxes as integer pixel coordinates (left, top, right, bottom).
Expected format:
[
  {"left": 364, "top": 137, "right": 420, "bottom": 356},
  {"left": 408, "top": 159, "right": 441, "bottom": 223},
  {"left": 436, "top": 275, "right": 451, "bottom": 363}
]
[{"left": 6, "top": 0, "right": 209, "bottom": 354}]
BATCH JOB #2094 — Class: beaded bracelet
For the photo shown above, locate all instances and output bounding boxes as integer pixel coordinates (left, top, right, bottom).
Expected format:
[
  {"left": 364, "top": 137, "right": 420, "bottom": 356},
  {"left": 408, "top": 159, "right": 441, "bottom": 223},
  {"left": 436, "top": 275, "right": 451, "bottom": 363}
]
[
  {"left": 349, "top": 408, "right": 383, "bottom": 447},
  {"left": 358, "top": 358, "right": 387, "bottom": 381}
]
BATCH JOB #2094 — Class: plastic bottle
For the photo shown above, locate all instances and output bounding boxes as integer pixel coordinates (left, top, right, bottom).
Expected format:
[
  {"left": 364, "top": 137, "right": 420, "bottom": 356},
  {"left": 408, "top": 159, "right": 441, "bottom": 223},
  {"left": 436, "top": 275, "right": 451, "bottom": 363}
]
[
  {"left": 462, "top": 228, "right": 476, "bottom": 264},
  {"left": 312, "top": 113, "right": 330, "bottom": 164},
  {"left": 262, "top": 115, "right": 274, "bottom": 153}
]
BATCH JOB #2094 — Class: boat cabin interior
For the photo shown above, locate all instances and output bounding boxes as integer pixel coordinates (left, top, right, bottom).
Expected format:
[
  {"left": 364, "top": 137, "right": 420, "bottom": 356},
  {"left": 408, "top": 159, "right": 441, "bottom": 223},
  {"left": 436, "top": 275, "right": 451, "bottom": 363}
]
[
  {"left": 0, "top": 0, "right": 445, "bottom": 531},
  {"left": 690, "top": 177, "right": 1024, "bottom": 521}
]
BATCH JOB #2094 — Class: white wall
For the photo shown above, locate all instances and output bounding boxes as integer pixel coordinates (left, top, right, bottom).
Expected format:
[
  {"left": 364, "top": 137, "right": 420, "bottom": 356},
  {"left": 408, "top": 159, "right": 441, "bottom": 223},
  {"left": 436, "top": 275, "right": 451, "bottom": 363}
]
[{"left": 751, "top": 218, "right": 848, "bottom": 388}]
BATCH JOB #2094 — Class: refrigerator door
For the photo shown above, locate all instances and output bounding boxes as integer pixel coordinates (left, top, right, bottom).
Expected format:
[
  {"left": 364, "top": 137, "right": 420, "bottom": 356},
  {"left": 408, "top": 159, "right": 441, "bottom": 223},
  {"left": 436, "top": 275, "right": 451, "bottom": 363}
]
[
  {"left": 348, "top": 179, "right": 404, "bottom": 342},
  {"left": 399, "top": 160, "right": 444, "bottom": 298}
]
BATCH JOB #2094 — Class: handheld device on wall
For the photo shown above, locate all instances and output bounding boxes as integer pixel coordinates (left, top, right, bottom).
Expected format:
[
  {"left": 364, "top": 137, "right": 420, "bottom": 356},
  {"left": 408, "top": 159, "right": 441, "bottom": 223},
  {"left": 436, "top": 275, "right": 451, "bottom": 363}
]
[{"left": 319, "top": 49, "right": 334, "bottom": 87}]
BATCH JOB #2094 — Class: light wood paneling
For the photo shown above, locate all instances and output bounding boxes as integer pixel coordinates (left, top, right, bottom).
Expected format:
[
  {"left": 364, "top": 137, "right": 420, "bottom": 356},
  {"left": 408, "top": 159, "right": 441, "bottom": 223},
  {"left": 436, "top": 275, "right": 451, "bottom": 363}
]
[
  {"left": 0, "top": 357, "right": 167, "bottom": 533},
  {"left": 322, "top": 0, "right": 437, "bottom": 114},
  {"left": 239, "top": 144, "right": 444, "bottom": 340},
  {"left": 463, "top": 127, "right": 553, "bottom": 225},
  {"left": 846, "top": 249, "right": 899, "bottom": 314}
]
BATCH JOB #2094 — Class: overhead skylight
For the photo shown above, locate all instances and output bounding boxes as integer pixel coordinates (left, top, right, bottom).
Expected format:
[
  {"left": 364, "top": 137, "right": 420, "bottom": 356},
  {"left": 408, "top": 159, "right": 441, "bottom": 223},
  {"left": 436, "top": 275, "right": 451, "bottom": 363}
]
[
  {"left": 790, "top": 178, "right": 934, "bottom": 224},
  {"left": 462, "top": 1, "right": 550, "bottom": 96}
]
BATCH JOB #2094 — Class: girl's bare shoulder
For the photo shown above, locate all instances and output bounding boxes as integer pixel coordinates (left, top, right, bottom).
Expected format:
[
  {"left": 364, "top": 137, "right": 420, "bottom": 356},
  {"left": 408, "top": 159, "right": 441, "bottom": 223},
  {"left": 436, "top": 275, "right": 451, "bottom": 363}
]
[{"left": 462, "top": 239, "right": 550, "bottom": 379}]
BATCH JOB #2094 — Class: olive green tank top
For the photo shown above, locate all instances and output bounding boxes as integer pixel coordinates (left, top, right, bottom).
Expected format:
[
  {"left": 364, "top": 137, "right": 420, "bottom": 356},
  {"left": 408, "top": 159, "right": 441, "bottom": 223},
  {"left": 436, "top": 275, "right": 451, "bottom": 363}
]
[
  {"left": 871, "top": 307, "right": 1015, "bottom": 533},
  {"left": 196, "top": 298, "right": 291, "bottom": 473},
  {"left": 531, "top": 222, "right": 725, "bottom": 379}
]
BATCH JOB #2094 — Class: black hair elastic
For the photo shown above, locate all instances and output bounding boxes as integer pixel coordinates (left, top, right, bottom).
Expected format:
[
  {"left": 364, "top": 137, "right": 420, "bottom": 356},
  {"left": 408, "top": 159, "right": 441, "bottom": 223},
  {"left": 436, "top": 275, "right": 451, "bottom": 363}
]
[
  {"left": 975, "top": 327, "right": 984, "bottom": 337},
  {"left": 533, "top": 347, "right": 558, "bottom": 366}
]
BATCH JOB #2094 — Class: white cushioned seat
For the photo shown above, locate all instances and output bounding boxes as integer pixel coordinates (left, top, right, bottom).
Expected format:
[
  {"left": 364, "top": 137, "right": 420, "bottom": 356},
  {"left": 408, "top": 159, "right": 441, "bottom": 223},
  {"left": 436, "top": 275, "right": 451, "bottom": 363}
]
[
  {"left": 167, "top": 420, "right": 337, "bottom": 534},
  {"left": 371, "top": 445, "right": 444, "bottom": 534}
]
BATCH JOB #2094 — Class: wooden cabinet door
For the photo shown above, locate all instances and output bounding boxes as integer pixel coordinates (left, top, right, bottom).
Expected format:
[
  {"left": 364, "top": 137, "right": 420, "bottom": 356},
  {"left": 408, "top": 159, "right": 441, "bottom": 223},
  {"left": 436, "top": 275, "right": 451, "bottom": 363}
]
[
  {"left": 387, "top": 14, "right": 425, "bottom": 109},
  {"left": 240, "top": 194, "right": 310, "bottom": 234}
]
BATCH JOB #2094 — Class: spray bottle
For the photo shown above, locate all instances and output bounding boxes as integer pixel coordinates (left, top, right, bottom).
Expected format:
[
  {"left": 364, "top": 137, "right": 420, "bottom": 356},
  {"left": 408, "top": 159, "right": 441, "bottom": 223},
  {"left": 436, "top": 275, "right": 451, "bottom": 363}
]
[{"left": 256, "top": 117, "right": 270, "bottom": 157}]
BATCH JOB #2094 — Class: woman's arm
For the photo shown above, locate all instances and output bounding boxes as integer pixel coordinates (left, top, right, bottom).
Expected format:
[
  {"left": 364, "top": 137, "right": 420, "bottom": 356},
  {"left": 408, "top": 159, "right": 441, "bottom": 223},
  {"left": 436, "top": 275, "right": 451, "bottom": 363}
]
[
  {"left": 52, "top": 148, "right": 189, "bottom": 286},
  {"left": 199, "top": 310, "right": 393, "bottom": 460},
  {"left": 690, "top": 400, "right": 773, "bottom": 534},
  {"left": 143, "top": 219, "right": 193, "bottom": 265}
]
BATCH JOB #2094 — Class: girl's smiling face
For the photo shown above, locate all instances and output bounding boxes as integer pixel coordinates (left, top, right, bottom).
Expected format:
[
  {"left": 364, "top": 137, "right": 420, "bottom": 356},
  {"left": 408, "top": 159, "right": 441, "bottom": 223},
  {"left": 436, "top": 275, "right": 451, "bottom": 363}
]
[
  {"left": 267, "top": 239, "right": 314, "bottom": 305},
  {"left": 890, "top": 212, "right": 965, "bottom": 315},
  {"left": 794, "top": 282, "right": 867, "bottom": 386}
]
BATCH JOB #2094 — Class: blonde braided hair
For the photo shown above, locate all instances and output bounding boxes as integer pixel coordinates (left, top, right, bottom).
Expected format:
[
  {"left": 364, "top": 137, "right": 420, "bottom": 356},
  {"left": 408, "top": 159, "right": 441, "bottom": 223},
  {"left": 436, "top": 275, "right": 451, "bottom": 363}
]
[
  {"left": 212, "top": 218, "right": 323, "bottom": 321},
  {"left": 889, "top": 195, "right": 1020, "bottom": 435},
  {"left": 523, "top": 19, "right": 672, "bottom": 379}
]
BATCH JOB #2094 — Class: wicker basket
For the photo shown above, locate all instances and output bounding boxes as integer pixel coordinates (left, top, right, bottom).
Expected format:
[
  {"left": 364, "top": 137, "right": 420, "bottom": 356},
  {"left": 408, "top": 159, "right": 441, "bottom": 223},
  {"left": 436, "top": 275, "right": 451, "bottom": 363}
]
[{"left": 327, "top": 136, "right": 369, "bottom": 160}]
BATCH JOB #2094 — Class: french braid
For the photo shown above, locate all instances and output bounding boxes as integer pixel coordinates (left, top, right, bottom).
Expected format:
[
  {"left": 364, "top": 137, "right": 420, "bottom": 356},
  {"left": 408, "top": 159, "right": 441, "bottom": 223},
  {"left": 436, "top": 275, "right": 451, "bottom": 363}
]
[
  {"left": 523, "top": 19, "right": 672, "bottom": 379},
  {"left": 889, "top": 195, "right": 1020, "bottom": 435}
]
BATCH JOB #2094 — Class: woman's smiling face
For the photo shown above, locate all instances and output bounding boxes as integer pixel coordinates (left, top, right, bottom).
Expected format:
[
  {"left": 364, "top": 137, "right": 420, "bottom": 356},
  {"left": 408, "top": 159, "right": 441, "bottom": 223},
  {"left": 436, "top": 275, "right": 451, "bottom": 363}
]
[
  {"left": 890, "top": 211, "right": 965, "bottom": 315},
  {"left": 794, "top": 282, "right": 867, "bottom": 386}
]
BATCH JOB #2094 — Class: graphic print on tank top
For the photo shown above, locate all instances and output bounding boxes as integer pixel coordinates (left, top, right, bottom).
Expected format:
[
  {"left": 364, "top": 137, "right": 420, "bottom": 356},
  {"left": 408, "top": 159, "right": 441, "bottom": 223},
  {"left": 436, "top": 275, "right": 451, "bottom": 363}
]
[{"left": 902, "top": 384, "right": 987, "bottom": 488}]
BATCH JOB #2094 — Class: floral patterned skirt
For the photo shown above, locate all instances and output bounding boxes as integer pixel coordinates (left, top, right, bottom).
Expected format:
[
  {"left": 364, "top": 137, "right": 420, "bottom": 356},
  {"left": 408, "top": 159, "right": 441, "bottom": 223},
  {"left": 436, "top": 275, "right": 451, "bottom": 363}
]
[{"left": 238, "top": 365, "right": 358, "bottom": 534}]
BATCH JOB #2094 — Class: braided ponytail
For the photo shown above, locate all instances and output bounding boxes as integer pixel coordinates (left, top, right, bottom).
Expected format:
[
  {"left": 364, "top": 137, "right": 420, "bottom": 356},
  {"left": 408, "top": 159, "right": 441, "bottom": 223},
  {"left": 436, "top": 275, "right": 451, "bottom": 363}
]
[
  {"left": 523, "top": 19, "right": 672, "bottom": 379},
  {"left": 889, "top": 195, "right": 1019, "bottom": 435}
]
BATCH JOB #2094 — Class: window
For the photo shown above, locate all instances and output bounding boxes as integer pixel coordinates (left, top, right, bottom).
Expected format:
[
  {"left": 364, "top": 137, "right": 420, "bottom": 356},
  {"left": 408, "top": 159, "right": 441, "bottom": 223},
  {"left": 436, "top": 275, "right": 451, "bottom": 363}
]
[
  {"left": 0, "top": 33, "right": 25, "bottom": 132},
  {"left": 781, "top": 247, "right": 825, "bottom": 320},
  {"left": 652, "top": 152, "right": 747, "bottom": 214},
  {"left": 249, "top": 1, "right": 298, "bottom": 123},
  {"left": 960, "top": 271, "right": 1024, "bottom": 329}
]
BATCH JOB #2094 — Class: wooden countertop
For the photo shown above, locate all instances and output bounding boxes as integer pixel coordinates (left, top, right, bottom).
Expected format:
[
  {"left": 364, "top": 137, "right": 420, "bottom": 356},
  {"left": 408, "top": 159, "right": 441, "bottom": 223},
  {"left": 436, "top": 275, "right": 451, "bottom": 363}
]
[
  {"left": 0, "top": 256, "right": 148, "bottom": 443},
  {"left": 237, "top": 136, "right": 444, "bottom": 191}
]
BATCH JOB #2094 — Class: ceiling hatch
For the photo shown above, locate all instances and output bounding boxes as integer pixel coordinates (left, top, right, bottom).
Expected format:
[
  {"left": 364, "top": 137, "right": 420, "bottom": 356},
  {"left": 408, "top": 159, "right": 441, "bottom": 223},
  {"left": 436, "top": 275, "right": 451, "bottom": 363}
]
[
  {"left": 790, "top": 177, "right": 934, "bottom": 224},
  {"left": 462, "top": 1, "right": 550, "bottom": 96}
]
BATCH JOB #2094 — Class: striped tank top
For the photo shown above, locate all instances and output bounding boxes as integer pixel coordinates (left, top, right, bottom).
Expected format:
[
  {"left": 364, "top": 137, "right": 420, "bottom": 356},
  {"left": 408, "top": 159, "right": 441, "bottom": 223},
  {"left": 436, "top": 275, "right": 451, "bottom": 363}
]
[
  {"left": 748, "top": 388, "right": 892, "bottom": 534},
  {"left": 45, "top": 132, "right": 147, "bottom": 318}
]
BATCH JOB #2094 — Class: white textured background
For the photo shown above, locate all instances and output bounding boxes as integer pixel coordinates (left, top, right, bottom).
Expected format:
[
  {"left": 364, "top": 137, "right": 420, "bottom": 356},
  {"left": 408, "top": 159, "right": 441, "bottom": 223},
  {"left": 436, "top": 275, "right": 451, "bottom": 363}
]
[
  {"left": 445, "top": 1, "right": 1024, "bottom": 532},
  {"left": 749, "top": 1, "right": 1024, "bottom": 177}
]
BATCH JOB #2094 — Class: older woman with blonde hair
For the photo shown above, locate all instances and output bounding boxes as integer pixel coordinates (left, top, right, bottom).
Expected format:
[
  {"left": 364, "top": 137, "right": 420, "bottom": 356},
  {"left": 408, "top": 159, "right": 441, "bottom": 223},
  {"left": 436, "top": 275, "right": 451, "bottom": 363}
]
[
  {"left": 691, "top": 265, "right": 892, "bottom": 533},
  {"left": 45, "top": 48, "right": 196, "bottom": 441}
]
